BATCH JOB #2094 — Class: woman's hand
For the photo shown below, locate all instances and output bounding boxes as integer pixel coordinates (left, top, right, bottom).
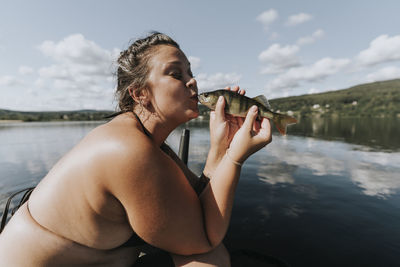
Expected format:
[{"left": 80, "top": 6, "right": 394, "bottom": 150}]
[
  {"left": 227, "top": 105, "right": 272, "bottom": 164},
  {"left": 204, "top": 86, "right": 247, "bottom": 176},
  {"left": 208, "top": 86, "right": 245, "bottom": 161}
]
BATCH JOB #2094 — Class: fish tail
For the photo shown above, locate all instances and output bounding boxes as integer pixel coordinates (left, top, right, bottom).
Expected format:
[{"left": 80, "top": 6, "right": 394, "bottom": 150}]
[{"left": 272, "top": 114, "right": 298, "bottom": 135}]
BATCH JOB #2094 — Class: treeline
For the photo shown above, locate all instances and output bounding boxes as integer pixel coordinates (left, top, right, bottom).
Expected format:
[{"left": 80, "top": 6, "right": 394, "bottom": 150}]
[
  {"left": 268, "top": 79, "right": 400, "bottom": 117},
  {"left": 2, "top": 79, "right": 399, "bottom": 121},
  {"left": 0, "top": 109, "right": 114, "bottom": 122}
]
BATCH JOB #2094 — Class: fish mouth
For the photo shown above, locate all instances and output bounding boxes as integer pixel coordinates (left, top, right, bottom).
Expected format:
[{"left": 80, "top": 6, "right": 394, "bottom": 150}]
[{"left": 197, "top": 94, "right": 204, "bottom": 103}]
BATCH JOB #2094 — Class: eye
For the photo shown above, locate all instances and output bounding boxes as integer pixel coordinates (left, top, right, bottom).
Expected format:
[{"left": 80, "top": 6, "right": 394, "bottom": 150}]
[
  {"left": 204, "top": 93, "right": 209, "bottom": 97},
  {"left": 171, "top": 72, "right": 182, "bottom": 80}
]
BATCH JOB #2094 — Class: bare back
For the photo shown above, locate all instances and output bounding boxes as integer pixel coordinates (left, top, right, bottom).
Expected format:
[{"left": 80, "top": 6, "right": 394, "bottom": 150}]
[{"left": 0, "top": 113, "right": 153, "bottom": 265}]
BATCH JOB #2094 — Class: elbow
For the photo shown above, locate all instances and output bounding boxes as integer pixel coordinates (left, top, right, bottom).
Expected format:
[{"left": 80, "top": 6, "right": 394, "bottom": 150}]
[
  {"left": 172, "top": 236, "right": 220, "bottom": 256},
  {"left": 183, "top": 234, "right": 222, "bottom": 255},
  {"left": 205, "top": 225, "right": 226, "bottom": 250},
  {"left": 176, "top": 241, "right": 214, "bottom": 256}
]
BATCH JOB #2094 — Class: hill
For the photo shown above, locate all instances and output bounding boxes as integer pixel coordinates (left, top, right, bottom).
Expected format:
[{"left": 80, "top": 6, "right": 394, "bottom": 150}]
[
  {"left": 0, "top": 109, "right": 114, "bottom": 122},
  {"left": 268, "top": 79, "right": 400, "bottom": 117}
]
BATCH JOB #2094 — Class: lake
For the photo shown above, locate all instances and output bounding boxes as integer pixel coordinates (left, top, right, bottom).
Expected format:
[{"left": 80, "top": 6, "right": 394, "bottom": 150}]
[{"left": 1, "top": 117, "right": 400, "bottom": 267}]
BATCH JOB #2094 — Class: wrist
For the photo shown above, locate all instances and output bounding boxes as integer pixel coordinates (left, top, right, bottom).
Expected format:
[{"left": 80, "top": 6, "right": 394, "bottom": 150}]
[
  {"left": 204, "top": 147, "right": 225, "bottom": 177},
  {"left": 225, "top": 149, "right": 243, "bottom": 167},
  {"left": 209, "top": 146, "right": 226, "bottom": 161}
]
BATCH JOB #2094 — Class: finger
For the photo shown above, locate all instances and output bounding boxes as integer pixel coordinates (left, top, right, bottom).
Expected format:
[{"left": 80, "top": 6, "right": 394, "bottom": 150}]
[
  {"left": 214, "top": 96, "right": 226, "bottom": 122},
  {"left": 253, "top": 120, "right": 261, "bottom": 132},
  {"left": 210, "top": 110, "right": 216, "bottom": 121},
  {"left": 224, "top": 86, "right": 230, "bottom": 90},
  {"left": 239, "top": 89, "right": 246, "bottom": 95},
  {"left": 257, "top": 118, "right": 272, "bottom": 140},
  {"left": 232, "top": 86, "right": 240, "bottom": 93},
  {"left": 243, "top": 105, "right": 258, "bottom": 131}
]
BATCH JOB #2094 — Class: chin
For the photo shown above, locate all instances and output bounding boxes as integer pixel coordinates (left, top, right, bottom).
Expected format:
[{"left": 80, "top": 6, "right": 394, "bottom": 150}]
[
  {"left": 189, "top": 107, "right": 199, "bottom": 118},
  {"left": 182, "top": 109, "right": 199, "bottom": 122}
]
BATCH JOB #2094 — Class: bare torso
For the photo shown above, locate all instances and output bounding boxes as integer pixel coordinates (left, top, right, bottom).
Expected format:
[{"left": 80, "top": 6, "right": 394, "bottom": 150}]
[
  {"left": 0, "top": 203, "right": 140, "bottom": 266},
  {"left": 0, "top": 113, "right": 149, "bottom": 266}
]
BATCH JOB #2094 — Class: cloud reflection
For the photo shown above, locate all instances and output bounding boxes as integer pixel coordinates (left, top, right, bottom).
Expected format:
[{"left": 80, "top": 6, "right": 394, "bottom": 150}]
[
  {"left": 256, "top": 135, "right": 400, "bottom": 198},
  {"left": 257, "top": 161, "right": 295, "bottom": 185},
  {"left": 351, "top": 163, "right": 400, "bottom": 198}
]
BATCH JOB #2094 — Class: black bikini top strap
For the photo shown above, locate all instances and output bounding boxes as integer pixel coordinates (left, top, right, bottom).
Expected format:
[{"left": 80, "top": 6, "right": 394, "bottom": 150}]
[
  {"left": 133, "top": 112, "right": 169, "bottom": 152},
  {"left": 132, "top": 112, "right": 153, "bottom": 139}
]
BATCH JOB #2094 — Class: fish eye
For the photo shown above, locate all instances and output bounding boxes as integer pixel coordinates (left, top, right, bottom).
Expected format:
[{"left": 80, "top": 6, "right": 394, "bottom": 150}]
[{"left": 204, "top": 93, "right": 209, "bottom": 97}]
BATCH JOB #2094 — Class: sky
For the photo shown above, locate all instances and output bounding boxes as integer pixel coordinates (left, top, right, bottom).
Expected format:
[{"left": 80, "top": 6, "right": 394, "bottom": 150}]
[{"left": 1, "top": 0, "right": 400, "bottom": 111}]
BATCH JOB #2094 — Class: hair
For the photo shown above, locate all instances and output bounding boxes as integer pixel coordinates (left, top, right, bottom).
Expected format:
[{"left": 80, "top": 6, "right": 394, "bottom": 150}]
[{"left": 115, "top": 32, "right": 180, "bottom": 113}]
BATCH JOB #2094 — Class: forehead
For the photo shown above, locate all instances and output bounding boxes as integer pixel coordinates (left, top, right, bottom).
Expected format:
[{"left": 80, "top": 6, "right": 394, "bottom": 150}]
[{"left": 148, "top": 45, "right": 190, "bottom": 69}]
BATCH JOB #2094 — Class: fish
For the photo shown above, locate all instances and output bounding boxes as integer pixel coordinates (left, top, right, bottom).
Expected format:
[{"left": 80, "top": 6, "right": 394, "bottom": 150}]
[{"left": 198, "top": 89, "right": 297, "bottom": 135}]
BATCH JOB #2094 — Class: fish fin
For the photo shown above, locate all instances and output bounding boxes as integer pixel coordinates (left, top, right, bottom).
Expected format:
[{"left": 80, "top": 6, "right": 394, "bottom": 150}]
[
  {"left": 252, "top": 95, "right": 271, "bottom": 109},
  {"left": 272, "top": 114, "right": 298, "bottom": 135}
]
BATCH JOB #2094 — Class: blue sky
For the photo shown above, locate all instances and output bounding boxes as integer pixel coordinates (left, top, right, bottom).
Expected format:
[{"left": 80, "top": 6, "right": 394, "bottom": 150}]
[{"left": 1, "top": 0, "right": 400, "bottom": 111}]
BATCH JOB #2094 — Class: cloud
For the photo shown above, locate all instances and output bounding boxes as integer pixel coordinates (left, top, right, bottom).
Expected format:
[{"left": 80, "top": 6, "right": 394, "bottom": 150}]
[
  {"left": 188, "top": 56, "right": 201, "bottom": 70},
  {"left": 18, "top": 66, "right": 34, "bottom": 75},
  {"left": 38, "top": 34, "right": 119, "bottom": 77},
  {"left": 366, "top": 66, "right": 400, "bottom": 82},
  {"left": 196, "top": 72, "right": 242, "bottom": 92},
  {"left": 256, "top": 9, "right": 278, "bottom": 31},
  {"left": 308, "top": 87, "right": 320, "bottom": 94},
  {"left": 32, "top": 34, "right": 120, "bottom": 110},
  {"left": 286, "top": 12, "right": 312, "bottom": 26},
  {"left": 356, "top": 34, "right": 400, "bottom": 67},
  {"left": 296, "top": 29, "right": 325, "bottom": 46},
  {"left": 266, "top": 57, "right": 350, "bottom": 92},
  {"left": 0, "top": 75, "right": 22, "bottom": 87},
  {"left": 259, "top": 43, "right": 300, "bottom": 74}
]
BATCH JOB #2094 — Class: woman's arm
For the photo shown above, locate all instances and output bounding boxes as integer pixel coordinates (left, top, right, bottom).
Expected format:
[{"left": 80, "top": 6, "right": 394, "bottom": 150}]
[
  {"left": 159, "top": 143, "right": 199, "bottom": 189},
  {"left": 104, "top": 99, "right": 271, "bottom": 255},
  {"left": 197, "top": 99, "right": 272, "bottom": 246},
  {"left": 103, "top": 137, "right": 213, "bottom": 255}
]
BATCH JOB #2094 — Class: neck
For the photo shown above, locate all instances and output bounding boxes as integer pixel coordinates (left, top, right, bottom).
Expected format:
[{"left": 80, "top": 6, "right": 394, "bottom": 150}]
[{"left": 134, "top": 109, "right": 177, "bottom": 147}]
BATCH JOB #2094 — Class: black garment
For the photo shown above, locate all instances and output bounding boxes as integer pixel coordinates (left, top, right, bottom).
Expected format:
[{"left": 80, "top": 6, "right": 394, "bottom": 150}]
[
  {"left": 133, "top": 249, "right": 175, "bottom": 267},
  {"left": 120, "top": 232, "right": 147, "bottom": 247}
]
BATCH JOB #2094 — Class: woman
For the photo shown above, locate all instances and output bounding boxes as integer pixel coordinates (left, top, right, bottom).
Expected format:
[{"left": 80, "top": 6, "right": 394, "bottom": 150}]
[{"left": 0, "top": 32, "right": 272, "bottom": 266}]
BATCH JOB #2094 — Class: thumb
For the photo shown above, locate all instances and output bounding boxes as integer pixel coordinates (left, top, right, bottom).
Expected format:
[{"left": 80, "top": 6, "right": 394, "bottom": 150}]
[
  {"left": 214, "top": 96, "right": 226, "bottom": 122},
  {"left": 243, "top": 105, "right": 258, "bottom": 131}
]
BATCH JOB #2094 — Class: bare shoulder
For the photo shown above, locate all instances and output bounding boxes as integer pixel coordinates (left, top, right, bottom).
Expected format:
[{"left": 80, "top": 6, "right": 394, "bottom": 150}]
[
  {"left": 86, "top": 114, "right": 209, "bottom": 253},
  {"left": 83, "top": 114, "right": 156, "bottom": 177},
  {"left": 86, "top": 113, "right": 171, "bottom": 180}
]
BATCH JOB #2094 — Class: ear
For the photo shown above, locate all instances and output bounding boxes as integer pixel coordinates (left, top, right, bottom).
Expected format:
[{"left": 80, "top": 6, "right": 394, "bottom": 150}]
[{"left": 128, "top": 86, "right": 149, "bottom": 106}]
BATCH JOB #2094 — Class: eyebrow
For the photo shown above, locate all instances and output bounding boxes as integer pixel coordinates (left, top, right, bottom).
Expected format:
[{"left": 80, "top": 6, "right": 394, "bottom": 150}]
[
  {"left": 165, "top": 61, "right": 193, "bottom": 77},
  {"left": 166, "top": 60, "right": 191, "bottom": 67}
]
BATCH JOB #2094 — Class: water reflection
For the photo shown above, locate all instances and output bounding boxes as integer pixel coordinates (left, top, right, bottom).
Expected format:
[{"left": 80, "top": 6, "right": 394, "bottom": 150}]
[
  {"left": 289, "top": 116, "right": 400, "bottom": 151},
  {"left": 254, "top": 135, "right": 400, "bottom": 199},
  {"left": 1, "top": 120, "right": 400, "bottom": 266},
  {"left": 0, "top": 121, "right": 104, "bottom": 194},
  {"left": 351, "top": 163, "right": 400, "bottom": 198}
]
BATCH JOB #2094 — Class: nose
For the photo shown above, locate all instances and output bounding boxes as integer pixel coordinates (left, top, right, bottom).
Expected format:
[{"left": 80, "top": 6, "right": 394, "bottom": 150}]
[{"left": 186, "top": 77, "right": 198, "bottom": 94}]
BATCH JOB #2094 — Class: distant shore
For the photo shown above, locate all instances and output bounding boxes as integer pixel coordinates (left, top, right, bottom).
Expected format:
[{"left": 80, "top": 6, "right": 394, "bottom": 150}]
[{"left": 0, "top": 120, "right": 24, "bottom": 123}]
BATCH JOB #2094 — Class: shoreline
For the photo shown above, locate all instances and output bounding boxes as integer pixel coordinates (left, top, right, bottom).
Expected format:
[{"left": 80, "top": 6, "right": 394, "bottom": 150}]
[{"left": 0, "top": 120, "right": 23, "bottom": 123}]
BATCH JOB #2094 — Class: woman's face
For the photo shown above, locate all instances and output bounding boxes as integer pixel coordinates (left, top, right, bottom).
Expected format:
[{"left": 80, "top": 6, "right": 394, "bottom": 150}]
[{"left": 145, "top": 45, "right": 199, "bottom": 124}]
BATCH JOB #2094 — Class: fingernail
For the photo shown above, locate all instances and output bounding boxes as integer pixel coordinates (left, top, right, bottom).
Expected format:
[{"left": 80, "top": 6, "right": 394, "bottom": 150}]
[
  {"left": 252, "top": 105, "right": 258, "bottom": 112},
  {"left": 218, "top": 96, "right": 224, "bottom": 102}
]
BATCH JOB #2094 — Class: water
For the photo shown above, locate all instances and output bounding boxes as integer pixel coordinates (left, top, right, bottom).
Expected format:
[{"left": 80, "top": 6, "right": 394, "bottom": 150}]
[{"left": 1, "top": 118, "right": 400, "bottom": 266}]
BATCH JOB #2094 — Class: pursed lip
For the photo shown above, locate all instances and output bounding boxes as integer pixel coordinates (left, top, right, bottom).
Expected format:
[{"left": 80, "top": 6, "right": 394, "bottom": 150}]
[{"left": 190, "top": 94, "right": 199, "bottom": 102}]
